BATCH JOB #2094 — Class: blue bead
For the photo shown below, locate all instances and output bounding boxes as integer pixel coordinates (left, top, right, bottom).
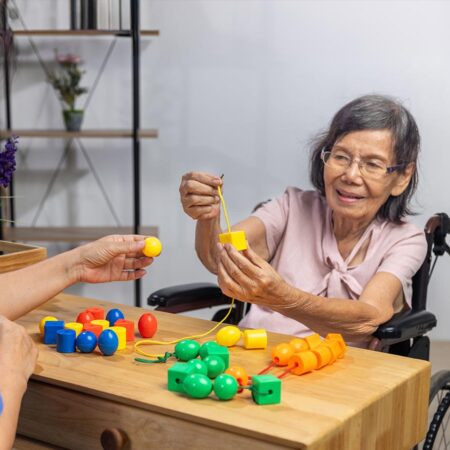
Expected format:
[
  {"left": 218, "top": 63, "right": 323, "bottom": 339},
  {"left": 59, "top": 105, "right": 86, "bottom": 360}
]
[
  {"left": 106, "top": 308, "right": 124, "bottom": 326},
  {"left": 98, "top": 329, "right": 119, "bottom": 356},
  {"left": 56, "top": 329, "right": 76, "bottom": 353},
  {"left": 76, "top": 331, "right": 98, "bottom": 353},
  {"left": 0, "top": 393, "right": 3, "bottom": 416},
  {"left": 44, "top": 321, "right": 65, "bottom": 345}
]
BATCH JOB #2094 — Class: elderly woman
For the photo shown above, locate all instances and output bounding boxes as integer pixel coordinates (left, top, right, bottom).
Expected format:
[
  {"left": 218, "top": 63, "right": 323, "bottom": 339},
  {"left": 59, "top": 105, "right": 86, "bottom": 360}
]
[{"left": 179, "top": 95, "right": 427, "bottom": 347}]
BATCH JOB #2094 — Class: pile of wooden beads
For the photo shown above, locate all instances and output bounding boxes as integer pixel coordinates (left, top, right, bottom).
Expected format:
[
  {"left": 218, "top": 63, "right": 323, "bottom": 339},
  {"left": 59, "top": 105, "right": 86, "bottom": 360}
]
[
  {"left": 39, "top": 307, "right": 158, "bottom": 357},
  {"left": 167, "top": 339, "right": 281, "bottom": 405},
  {"left": 263, "top": 332, "right": 346, "bottom": 377}
]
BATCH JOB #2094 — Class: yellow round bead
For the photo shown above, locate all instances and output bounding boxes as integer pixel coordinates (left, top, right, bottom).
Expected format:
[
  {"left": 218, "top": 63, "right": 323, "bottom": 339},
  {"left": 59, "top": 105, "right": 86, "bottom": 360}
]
[
  {"left": 143, "top": 236, "right": 162, "bottom": 257},
  {"left": 216, "top": 325, "right": 242, "bottom": 347},
  {"left": 39, "top": 316, "right": 58, "bottom": 335}
]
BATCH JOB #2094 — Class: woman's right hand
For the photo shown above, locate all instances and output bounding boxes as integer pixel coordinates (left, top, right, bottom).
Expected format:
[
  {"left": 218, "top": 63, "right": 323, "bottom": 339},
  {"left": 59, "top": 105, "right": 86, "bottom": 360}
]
[
  {"left": 0, "top": 316, "right": 38, "bottom": 392},
  {"left": 179, "top": 172, "right": 223, "bottom": 221}
]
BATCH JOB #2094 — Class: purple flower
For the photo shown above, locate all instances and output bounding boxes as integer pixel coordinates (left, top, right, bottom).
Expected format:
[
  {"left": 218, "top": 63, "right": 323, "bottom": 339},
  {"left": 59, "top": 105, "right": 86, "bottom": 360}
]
[{"left": 0, "top": 136, "right": 18, "bottom": 188}]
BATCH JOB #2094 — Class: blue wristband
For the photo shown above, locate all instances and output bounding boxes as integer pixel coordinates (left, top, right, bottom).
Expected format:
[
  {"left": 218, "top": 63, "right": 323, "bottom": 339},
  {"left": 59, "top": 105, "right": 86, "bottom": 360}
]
[{"left": 0, "top": 392, "right": 3, "bottom": 416}]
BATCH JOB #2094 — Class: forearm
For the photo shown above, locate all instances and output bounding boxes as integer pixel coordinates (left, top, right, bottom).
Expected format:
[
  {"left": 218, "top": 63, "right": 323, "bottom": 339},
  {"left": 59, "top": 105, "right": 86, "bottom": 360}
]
[
  {"left": 195, "top": 217, "right": 223, "bottom": 274},
  {"left": 0, "top": 249, "right": 79, "bottom": 320},
  {"left": 272, "top": 284, "right": 388, "bottom": 341},
  {"left": 0, "top": 379, "right": 27, "bottom": 450}
]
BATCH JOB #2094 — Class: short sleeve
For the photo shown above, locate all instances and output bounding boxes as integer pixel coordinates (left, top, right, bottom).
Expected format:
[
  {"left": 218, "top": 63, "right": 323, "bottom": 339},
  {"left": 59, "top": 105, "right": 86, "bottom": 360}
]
[
  {"left": 376, "top": 228, "right": 427, "bottom": 307},
  {"left": 250, "top": 190, "right": 290, "bottom": 260}
]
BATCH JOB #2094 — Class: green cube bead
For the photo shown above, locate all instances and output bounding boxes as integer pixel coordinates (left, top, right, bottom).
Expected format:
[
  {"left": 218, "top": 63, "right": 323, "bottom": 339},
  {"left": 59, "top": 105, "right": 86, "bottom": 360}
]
[
  {"left": 167, "top": 362, "right": 195, "bottom": 392},
  {"left": 200, "top": 344, "right": 229, "bottom": 370},
  {"left": 251, "top": 374, "right": 281, "bottom": 405}
]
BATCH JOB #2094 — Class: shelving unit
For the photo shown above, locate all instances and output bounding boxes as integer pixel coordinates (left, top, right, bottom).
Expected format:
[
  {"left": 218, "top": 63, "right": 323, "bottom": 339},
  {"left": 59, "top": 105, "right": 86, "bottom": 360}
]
[{"left": 0, "top": 0, "right": 158, "bottom": 306}]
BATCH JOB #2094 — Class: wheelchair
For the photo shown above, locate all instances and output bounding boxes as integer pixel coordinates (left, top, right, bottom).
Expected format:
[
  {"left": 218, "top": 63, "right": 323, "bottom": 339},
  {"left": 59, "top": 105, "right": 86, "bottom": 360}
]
[{"left": 148, "top": 212, "right": 450, "bottom": 450}]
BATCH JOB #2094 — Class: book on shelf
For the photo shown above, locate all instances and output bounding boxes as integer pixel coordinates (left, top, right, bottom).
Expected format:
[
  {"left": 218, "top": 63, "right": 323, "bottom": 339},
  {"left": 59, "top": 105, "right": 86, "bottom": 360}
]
[{"left": 70, "top": 0, "right": 129, "bottom": 31}]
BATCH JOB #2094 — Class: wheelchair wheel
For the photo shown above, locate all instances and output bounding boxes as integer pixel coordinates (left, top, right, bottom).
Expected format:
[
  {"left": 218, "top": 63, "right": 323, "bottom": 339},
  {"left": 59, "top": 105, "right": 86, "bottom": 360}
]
[{"left": 420, "top": 370, "right": 450, "bottom": 449}]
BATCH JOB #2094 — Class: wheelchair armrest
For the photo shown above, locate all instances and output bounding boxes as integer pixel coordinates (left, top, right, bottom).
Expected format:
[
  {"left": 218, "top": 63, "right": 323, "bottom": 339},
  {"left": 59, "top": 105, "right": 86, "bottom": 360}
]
[
  {"left": 147, "top": 282, "right": 231, "bottom": 313},
  {"left": 373, "top": 310, "right": 437, "bottom": 344}
]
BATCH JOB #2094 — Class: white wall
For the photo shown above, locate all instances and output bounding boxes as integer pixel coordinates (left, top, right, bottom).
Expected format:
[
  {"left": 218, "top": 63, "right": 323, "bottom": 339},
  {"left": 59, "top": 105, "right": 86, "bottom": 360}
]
[{"left": 3, "top": 0, "right": 450, "bottom": 339}]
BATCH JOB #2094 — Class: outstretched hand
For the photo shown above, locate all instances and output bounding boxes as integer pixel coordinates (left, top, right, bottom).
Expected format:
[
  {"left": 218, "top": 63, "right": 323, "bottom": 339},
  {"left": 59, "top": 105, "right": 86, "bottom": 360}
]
[
  {"left": 216, "top": 242, "right": 291, "bottom": 307},
  {"left": 74, "top": 235, "right": 153, "bottom": 284}
]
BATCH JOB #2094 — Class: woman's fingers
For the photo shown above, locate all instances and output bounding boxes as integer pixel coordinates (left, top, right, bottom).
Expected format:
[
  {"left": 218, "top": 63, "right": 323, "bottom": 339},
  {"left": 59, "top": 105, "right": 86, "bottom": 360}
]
[
  {"left": 217, "top": 244, "right": 256, "bottom": 285},
  {"left": 217, "top": 260, "right": 245, "bottom": 299},
  {"left": 220, "top": 243, "right": 261, "bottom": 278},
  {"left": 123, "top": 257, "right": 153, "bottom": 270}
]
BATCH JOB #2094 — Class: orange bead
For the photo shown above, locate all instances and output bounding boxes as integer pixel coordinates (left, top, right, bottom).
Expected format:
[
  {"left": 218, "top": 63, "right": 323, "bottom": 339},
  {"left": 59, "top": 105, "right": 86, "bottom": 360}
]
[
  {"left": 312, "top": 345, "right": 332, "bottom": 369},
  {"left": 271, "top": 343, "right": 295, "bottom": 366},
  {"left": 225, "top": 366, "right": 249, "bottom": 391},
  {"left": 305, "top": 333, "right": 322, "bottom": 350},
  {"left": 288, "top": 351, "right": 318, "bottom": 375},
  {"left": 325, "top": 333, "right": 347, "bottom": 358},
  {"left": 321, "top": 339, "right": 341, "bottom": 362},
  {"left": 289, "top": 338, "right": 308, "bottom": 353}
]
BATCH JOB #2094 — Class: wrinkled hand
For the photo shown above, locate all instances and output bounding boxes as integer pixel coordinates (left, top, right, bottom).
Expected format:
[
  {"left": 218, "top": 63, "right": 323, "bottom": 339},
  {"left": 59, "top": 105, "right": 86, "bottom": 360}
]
[
  {"left": 217, "top": 242, "right": 290, "bottom": 307},
  {"left": 75, "top": 235, "right": 153, "bottom": 283},
  {"left": 0, "top": 316, "right": 38, "bottom": 391},
  {"left": 179, "top": 172, "right": 222, "bottom": 220}
]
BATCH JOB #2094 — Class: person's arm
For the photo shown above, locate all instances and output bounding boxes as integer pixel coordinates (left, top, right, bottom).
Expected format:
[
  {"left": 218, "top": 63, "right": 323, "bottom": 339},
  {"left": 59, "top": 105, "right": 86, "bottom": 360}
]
[
  {"left": 216, "top": 243, "right": 401, "bottom": 342},
  {"left": 0, "top": 317, "right": 38, "bottom": 450},
  {"left": 0, "top": 235, "right": 152, "bottom": 320},
  {"left": 180, "top": 171, "right": 271, "bottom": 274}
]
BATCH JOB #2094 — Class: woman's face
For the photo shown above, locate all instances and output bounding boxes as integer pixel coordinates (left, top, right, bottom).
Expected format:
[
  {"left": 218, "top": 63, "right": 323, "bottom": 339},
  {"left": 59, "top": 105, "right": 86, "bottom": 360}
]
[{"left": 323, "top": 129, "right": 413, "bottom": 225}]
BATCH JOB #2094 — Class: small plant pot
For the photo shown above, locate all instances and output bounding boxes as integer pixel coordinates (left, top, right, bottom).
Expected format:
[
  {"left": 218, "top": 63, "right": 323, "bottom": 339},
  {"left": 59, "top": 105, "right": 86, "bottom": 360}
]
[{"left": 63, "top": 109, "right": 84, "bottom": 131}]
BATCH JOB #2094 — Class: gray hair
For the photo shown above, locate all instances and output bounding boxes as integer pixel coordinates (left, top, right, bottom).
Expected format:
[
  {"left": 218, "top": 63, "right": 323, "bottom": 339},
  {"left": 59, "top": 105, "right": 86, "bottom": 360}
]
[{"left": 309, "top": 95, "right": 420, "bottom": 223}]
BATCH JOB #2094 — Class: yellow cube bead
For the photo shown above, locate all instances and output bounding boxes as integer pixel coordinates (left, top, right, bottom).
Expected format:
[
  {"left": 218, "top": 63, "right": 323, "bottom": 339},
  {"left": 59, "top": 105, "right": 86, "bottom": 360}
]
[{"left": 219, "top": 231, "right": 247, "bottom": 251}]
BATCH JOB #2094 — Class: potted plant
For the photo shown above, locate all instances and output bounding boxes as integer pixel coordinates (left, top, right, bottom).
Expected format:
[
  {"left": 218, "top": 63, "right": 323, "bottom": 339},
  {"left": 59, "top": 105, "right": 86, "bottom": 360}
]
[
  {"left": 0, "top": 136, "right": 47, "bottom": 270},
  {"left": 48, "top": 52, "right": 88, "bottom": 131}
]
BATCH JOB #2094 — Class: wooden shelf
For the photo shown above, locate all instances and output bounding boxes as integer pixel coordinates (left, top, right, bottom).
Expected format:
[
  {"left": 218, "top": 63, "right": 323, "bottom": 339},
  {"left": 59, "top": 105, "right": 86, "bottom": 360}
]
[
  {"left": 2, "top": 226, "right": 159, "bottom": 243},
  {"left": 0, "top": 129, "right": 158, "bottom": 139},
  {"left": 13, "top": 29, "right": 160, "bottom": 37}
]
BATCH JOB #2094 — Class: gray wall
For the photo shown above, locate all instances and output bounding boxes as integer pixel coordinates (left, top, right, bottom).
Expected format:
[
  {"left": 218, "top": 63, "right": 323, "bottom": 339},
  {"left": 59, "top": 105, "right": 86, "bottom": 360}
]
[{"left": 3, "top": 0, "right": 450, "bottom": 339}]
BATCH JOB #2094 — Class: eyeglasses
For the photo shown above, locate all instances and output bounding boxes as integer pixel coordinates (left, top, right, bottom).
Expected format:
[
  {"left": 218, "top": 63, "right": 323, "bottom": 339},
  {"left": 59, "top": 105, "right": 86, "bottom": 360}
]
[{"left": 321, "top": 149, "right": 407, "bottom": 180}]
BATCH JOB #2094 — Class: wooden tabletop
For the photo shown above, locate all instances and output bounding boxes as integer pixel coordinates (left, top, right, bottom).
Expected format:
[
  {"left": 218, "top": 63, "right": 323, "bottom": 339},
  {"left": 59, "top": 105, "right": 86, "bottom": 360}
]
[{"left": 17, "top": 293, "right": 431, "bottom": 450}]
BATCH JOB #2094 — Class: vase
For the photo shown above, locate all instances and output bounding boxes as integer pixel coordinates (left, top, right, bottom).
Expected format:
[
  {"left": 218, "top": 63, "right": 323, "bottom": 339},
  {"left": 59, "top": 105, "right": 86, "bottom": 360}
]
[{"left": 63, "top": 109, "right": 84, "bottom": 132}]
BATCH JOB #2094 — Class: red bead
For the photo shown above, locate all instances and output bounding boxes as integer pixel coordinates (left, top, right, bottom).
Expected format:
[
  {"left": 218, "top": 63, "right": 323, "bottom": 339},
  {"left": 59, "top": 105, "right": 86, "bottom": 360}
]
[
  {"left": 115, "top": 319, "right": 135, "bottom": 341},
  {"left": 83, "top": 323, "right": 102, "bottom": 338},
  {"left": 86, "top": 307, "right": 105, "bottom": 320},
  {"left": 138, "top": 313, "right": 158, "bottom": 338},
  {"left": 76, "top": 311, "right": 94, "bottom": 325}
]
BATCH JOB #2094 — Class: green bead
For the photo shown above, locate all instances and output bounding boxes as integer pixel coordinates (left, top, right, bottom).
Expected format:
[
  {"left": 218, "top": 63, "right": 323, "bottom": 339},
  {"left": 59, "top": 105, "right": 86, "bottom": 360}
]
[
  {"left": 203, "top": 355, "right": 226, "bottom": 379},
  {"left": 186, "top": 359, "right": 208, "bottom": 376},
  {"left": 182, "top": 373, "right": 213, "bottom": 399},
  {"left": 174, "top": 340, "right": 201, "bottom": 361},
  {"left": 199, "top": 341, "right": 220, "bottom": 359},
  {"left": 251, "top": 374, "right": 282, "bottom": 405},
  {"left": 213, "top": 374, "right": 238, "bottom": 400}
]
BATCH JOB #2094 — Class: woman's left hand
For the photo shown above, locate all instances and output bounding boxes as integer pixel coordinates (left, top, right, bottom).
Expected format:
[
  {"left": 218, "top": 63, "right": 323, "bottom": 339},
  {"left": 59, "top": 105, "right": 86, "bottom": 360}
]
[
  {"left": 74, "top": 235, "right": 153, "bottom": 283},
  {"left": 216, "top": 242, "right": 290, "bottom": 307}
]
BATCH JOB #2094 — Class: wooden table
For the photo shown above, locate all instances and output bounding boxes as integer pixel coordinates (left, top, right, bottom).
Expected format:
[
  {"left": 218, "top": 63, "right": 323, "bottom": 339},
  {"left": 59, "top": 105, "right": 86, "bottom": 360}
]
[{"left": 15, "top": 293, "right": 430, "bottom": 450}]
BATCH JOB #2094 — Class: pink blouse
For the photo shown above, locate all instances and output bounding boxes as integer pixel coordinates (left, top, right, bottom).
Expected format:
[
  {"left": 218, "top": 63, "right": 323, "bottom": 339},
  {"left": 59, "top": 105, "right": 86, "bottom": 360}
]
[{"left": 239, "top": 188, "right": 427, "bottom": 338}]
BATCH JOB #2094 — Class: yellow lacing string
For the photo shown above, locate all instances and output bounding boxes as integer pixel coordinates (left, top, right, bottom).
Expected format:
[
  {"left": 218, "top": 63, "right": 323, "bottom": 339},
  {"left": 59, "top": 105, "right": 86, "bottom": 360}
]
[
  {"left": 134, "top": 174, "right": 235, "bottom": 359},
  {"left": 217, "top": 179, "right": 231, "bottom": 233}
]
